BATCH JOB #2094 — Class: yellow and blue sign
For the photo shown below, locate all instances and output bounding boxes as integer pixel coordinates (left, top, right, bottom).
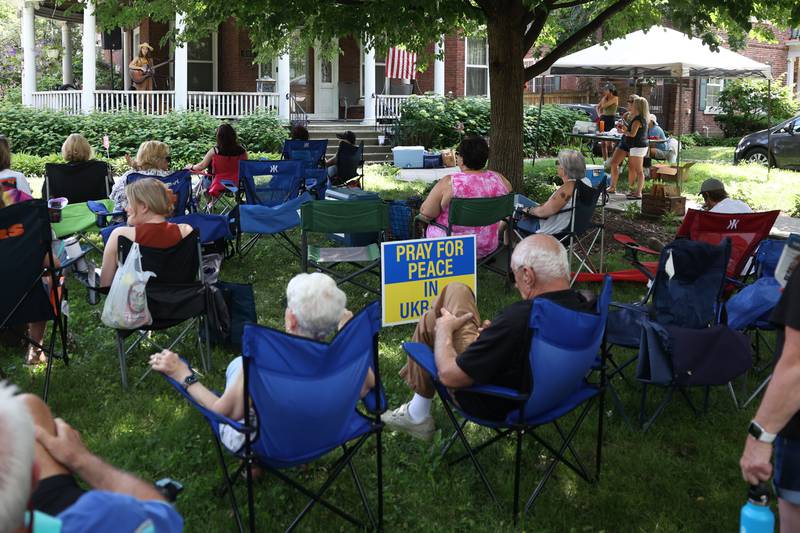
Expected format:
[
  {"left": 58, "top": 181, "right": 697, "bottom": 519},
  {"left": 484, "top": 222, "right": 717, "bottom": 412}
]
[{"left": 381, "top": 235, "right": 476, "bottom": 326}]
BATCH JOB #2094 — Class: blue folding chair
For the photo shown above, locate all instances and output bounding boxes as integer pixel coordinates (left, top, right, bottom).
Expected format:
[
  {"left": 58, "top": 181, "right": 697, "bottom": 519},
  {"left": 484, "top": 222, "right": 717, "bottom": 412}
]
[
  {"left": 281, "top": 140, "right": 330, "bottom": 199},
  {"left": 727, "top": 238, "right": 786, "bottom": 407},
  {"left": 234, "top": 159, "right": 306, "bottom": 256},
  {"left": 163, "top": 301, "right": 385, "bottom": 532},
  {"left": 403, "top": 278, "right": 611, "bottom": 522},
  {"left": 89, "top": 170, "right": 196, "bottom": 226}
]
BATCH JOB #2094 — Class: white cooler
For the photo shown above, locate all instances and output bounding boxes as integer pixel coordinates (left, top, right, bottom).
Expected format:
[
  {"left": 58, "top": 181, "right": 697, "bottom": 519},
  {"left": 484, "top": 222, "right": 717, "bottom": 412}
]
[{"left": 392, "top": 146, "right": 425, "bottom": 169}]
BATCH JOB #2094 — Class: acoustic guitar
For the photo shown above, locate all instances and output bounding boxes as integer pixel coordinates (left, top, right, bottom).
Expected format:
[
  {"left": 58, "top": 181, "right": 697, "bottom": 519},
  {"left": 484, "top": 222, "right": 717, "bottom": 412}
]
[{"left": 129, "top": 59, "right": 173, "bottom": 84}]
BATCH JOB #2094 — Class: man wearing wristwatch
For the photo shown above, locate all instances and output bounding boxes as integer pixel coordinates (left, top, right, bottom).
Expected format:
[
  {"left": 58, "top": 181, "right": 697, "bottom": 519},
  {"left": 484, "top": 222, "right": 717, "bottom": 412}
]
[{"left": 740, "top": 264, "right": 800, "bottom": 531}]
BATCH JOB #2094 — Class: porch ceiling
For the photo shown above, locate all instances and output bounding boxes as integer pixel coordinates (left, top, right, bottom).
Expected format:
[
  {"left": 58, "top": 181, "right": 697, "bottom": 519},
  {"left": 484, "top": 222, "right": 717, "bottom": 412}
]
[{"left": 34, "top": 1, "right": 83, "bottom": 24}]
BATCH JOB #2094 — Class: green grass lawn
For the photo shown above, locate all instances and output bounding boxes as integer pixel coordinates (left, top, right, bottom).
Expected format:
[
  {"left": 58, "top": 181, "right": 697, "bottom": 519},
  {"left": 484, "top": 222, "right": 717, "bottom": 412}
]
[
  {"left": 681, "top": 146, "right": 736, "bottom": 163},
  {"left": 2, "top": 169, "right": 772, "bottom": 531}
]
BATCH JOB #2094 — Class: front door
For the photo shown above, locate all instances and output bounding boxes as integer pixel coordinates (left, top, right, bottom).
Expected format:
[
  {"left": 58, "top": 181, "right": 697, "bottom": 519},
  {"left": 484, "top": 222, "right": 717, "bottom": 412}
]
[{"left": 313, "top": 48, "right": 339, "bottom": 119}]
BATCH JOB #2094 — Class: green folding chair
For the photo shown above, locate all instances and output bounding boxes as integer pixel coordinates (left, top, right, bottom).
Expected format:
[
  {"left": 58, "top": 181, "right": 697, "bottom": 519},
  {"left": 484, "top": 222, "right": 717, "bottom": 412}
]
[
  {"left": 300, "top": 200, "right": 389, "bottom": 295},
  {"left": 417, "top": 193, "right": 515, "bottom": 279}
]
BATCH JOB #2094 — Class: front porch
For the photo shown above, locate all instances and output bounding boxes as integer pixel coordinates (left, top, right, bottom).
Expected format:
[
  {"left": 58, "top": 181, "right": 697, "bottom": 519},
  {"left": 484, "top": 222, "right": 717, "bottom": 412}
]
[{"left": 21, "top": 1, "right": 447, "bottom": 122}]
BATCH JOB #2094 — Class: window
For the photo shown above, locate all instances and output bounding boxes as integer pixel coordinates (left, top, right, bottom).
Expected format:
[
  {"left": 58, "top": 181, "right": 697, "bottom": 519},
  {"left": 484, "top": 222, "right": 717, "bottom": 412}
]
[
  {"left": 465, "top": 36, "right": 489, "bottom": 97},
  {"left": 187, "top": 33, "right": 217, "bottom": 91},
  {"left": 699, "top": 77, "right": 725, "bottom": 114},
  {"left": 529, "top": 76, "right": 561, "bottom": 93}
]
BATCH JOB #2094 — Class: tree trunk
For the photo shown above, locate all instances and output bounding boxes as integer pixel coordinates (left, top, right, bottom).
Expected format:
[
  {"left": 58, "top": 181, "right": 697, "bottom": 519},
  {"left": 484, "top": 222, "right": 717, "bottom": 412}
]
[{"left": 485, "top": 1, "right": 527, "bottom": 191}]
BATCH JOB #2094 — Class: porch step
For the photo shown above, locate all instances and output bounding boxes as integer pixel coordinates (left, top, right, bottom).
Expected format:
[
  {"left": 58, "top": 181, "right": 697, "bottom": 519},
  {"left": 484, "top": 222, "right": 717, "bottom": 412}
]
[{"left": 305, "top": 122, "right": 393, "bottom": 163}]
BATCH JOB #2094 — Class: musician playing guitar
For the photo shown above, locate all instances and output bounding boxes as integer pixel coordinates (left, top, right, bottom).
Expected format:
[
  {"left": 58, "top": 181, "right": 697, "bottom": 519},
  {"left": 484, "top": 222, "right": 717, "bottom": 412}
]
[{"left": 129, "top": 42, "right": 155, "bottom": 90}]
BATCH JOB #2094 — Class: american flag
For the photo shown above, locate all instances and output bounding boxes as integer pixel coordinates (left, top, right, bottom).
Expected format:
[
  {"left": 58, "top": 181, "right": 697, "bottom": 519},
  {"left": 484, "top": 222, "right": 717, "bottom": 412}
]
[{"left": 386, "top": 47, "right": 417, "bottom": 80}]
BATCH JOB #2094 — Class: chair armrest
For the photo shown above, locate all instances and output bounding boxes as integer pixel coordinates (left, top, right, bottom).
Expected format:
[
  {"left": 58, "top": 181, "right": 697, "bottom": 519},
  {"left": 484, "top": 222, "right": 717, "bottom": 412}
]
[
  {"left": 403, "top": 342, "right": 438, "bottom": 381},
  {"left": 464, "top": 383, "right": 528, "bottom": 401},
  {"left": 163, "top": 367, "right": 252, "bottom": 434},
  {"left": 613, "top": 233, "right": 660, "bottom": 256}
]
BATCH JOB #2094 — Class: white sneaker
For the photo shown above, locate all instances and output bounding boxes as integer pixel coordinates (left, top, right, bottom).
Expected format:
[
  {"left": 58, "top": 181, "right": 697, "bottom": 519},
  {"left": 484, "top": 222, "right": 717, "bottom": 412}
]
[{"left": 381, "top": 402, "right": 435, "bottom": 441}]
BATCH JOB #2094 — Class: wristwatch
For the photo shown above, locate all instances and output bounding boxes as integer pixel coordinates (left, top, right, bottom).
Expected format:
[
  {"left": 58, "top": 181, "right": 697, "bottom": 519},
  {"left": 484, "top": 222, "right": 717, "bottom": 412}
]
[
  {"left": 748, "top": 420, "right": 777, "bottom": 443},
  {"left": 181, "top": 372, "right": 199, "bottom": 391}
]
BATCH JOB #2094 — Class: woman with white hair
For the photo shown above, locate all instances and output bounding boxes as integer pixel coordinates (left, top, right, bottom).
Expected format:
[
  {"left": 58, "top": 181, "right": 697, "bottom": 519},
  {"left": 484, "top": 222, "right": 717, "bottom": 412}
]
[
  {"left": 516, "top": 149, "right": 592, "bottom": 236},
  {"left": 150, "top": 272, "right": 375, "bottom": 452}
]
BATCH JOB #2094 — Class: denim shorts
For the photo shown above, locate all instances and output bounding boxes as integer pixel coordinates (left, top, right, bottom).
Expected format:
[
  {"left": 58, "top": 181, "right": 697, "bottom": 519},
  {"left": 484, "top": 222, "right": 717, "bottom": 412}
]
[{"left": 774, "top": 436, "right": 800, "bottom": 504}]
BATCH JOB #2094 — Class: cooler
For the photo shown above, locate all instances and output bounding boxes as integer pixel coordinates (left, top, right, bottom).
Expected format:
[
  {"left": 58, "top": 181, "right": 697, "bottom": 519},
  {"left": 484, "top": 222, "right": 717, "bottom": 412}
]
[
  {"left": 585, "top": 164, "right": 609, "bottom": 188},
  {"left": 324, "top": 187, "right": 382, "bottom": 246},
  {"left": 392, "top": 146, "right": 425, "bottom": 169}
]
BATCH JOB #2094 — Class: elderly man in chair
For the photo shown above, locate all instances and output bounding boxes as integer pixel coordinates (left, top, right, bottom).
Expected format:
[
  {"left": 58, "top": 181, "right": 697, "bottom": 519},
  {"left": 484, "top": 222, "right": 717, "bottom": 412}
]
[{"left": 382, "top": 234, "right": 595, "bottom": 440}]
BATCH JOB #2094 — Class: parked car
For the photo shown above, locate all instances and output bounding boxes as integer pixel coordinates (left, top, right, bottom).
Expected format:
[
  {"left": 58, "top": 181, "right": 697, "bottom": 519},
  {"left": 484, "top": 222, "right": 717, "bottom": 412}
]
[{"left": 733, "top": 114, "right": 800, "bottom": 169}]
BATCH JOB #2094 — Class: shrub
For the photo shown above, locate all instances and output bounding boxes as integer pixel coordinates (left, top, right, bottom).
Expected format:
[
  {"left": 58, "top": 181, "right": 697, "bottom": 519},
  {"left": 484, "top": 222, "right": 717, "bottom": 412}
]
[
  {"left": 677, "top": 133, "right": 739, "bottom": 147},
  {"left": 0, "top": 106, "right": 288, "bottom": 168},
  {"left": 395, "top": 96, "right": 583, "bottom": 157},
  {"left": 522, "top": 160, "right": 560, "bottom": 202},
  {"left": 715, "top": 78, "right": 799, "bottom": 137},
  {"left": 236, "top": 111, "right": 289, "bottom": 153}
]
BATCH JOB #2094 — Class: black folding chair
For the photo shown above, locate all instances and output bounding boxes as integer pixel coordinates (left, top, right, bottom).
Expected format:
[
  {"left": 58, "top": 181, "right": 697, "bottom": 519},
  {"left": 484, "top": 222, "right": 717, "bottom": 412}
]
[
  {"left": 0, "top": 200, "right": 69, "bottom": 401},
  {"left": 112, "top": 230, "right": 210, "bottom": 389},
  {"left": 43, "top": 161, "right": 111, "bottom": 203}
]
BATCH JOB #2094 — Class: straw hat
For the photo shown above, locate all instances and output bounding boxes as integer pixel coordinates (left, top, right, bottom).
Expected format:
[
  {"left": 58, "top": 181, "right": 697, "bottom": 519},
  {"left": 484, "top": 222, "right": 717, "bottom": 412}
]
[{"left": 138, "top": 42, "right": 154, "bottom": 53}]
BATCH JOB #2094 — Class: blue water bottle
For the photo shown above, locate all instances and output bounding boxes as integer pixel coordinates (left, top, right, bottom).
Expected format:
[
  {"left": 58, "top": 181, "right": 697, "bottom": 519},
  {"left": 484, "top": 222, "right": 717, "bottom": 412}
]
[{"left": 740, "top": 483, "right": 775, "bottom": 533}]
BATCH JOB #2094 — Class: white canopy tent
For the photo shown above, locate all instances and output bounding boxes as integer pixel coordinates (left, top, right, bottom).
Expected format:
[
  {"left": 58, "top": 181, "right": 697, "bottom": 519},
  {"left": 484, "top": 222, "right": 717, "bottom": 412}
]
[
  {"left": 530, "top": 26, "right": 774, "bottom": 168},
  {"left": 548, "top": 26, "right": 771, "bottom": 79}
]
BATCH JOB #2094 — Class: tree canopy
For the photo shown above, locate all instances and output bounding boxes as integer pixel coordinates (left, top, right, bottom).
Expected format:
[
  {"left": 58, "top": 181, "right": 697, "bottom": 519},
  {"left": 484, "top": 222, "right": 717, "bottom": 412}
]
[{"left": 86, "top": 0, "right": 800, "bottom": 188}]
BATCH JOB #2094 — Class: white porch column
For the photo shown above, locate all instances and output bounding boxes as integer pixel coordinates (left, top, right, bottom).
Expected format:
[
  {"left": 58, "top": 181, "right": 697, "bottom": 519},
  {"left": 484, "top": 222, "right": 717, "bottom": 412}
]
[
  {"left": 21, "top": 1, "right": 36, "bottom": 107},
  {"left": 277, "top": 53, "right": 290, "bottom": 120},
  {"left": 60, "top": 22, "right": 73, "bottom": 86},
  {"left": 122, "top": 29, "right": 131, "bottom": 90},
  {"left": 787, "top": 56, "right": 795, "bottom": 98},
  {"left": 363, "top": 46, "right": 376, "bottom": 124},
  {"left": 434, "top": 38, "right": 445, "bottom": 96},
  {"left": 81, "top": 1, "right": 96, "bottom": 114},
  {"left": 174, "top": 13, "right": 189, "bottom": 110}
]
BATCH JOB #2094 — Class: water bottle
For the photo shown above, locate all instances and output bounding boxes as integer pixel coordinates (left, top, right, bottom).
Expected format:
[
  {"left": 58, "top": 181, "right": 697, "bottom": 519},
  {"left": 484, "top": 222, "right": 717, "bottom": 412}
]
[{"left": 740, "top": 483, "right": 775, "bottom": 533}]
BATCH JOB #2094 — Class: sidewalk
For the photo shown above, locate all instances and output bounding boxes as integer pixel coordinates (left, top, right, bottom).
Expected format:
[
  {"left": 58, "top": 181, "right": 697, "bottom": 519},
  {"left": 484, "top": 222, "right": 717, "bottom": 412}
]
[{"left": 605, "top": 193, "right": 800, "bottom": 238}]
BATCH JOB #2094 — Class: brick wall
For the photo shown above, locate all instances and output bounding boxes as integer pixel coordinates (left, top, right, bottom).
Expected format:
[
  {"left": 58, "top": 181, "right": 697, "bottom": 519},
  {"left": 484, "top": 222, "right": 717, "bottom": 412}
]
[
  {"left": 218, "top": 19, "right": 259, "bottom": 92},
  {"left": 444, "top": 33, "right": 465, "bottom": 97}
]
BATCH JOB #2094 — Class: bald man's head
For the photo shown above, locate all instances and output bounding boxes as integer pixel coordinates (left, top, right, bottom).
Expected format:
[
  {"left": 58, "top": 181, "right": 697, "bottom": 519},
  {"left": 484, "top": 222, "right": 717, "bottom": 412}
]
[{"left": 511, "top": 235, "right": 570, "bottom": 290}]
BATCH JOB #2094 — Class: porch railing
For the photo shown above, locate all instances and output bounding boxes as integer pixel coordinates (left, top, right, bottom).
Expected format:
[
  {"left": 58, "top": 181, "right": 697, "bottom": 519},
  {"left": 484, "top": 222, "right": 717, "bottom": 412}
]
[
  {"left": 95, "top": 90, "right": 176, "bottom": 114},
  {"left": 188, "top": 91, "right": 279, "bottom": 118},
  {"left": 31, "top": 90, "right": 81, "bottom": 114},
  {"left": 375, "top": 94, "right": 420, "bottom": 120}
]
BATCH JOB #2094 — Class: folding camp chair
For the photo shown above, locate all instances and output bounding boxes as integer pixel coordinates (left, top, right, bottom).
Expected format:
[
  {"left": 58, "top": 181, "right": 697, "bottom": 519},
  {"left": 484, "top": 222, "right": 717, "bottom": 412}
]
[
  {"left": 281, "top": 140, "right": 330, "bottom": 199},
  {"left": 613, "top": 209, "right": 780, "bottom": 284},
  {"left": 726, "top": 238, "right": 785, "bottom": 408},
  {"left": 604, "top": 238, "right": 752, "bottom": 430},
  {"left": 112, "top": 230, "right": 210, "bottom": 389},
  {"left": 515, "top": 181, "right": 606, "bottom": 285},
  {"left": 162, "top": 302, "right": 385, "bottom": 533},
  {"left": 416, "top": 193, "right": 515, "bottom": 280},
  {"left": 44, "top": 161, "right": 111, "bottom": 203},
  {"left": 234, "top": 159, "right": 306, "bottom": 256},
  {"left": 300, "top": 199, "right": 389, "bottom": 295},
  {"left": 331, "top": 141, "right": 364, "bottom": 188},
  {"left": 402, "top": 278, "right": 610, "bottom": 522},
  {"left": 0, "top": 200, "right": 69, "bottom": 402}
]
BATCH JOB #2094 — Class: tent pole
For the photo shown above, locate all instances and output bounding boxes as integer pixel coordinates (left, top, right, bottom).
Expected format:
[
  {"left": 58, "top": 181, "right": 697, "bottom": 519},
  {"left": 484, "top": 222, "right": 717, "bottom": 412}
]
[
  {"left": 531, "top": 75, "right": 546, "bottom": 169},
  {"left": 676, "top": 77, "right": 683, "bottom": 170},
  {"left": 767, "top": 78, "right": 772, "bottom": 177}
]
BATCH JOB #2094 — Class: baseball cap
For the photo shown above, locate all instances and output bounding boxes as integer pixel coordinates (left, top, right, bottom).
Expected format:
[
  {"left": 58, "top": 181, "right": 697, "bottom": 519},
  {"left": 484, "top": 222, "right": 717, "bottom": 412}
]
[
  {"left": 336, "top": 131, "right": 356, "bottom": 144},
  {"left": 700, "top": 178, "right": 725, "bottom": 193},
  {"left": 648, "top": 114, "right": 658, "bottom": 124}
]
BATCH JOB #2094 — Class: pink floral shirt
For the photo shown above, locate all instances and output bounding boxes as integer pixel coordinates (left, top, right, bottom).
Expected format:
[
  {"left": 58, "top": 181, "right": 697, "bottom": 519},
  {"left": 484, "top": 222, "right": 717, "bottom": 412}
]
[{"left": 426, "top": 170, "right": 509, "bottom": 258}]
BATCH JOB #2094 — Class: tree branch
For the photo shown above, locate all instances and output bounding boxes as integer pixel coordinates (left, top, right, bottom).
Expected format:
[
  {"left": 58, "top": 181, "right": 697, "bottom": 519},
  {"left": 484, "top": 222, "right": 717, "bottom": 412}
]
[
  {"left": 524, "top": 0, "right": 631, "bottom": 79},
  {"left": 524, "top": 5, "right": 550, "bottom": 55},
  {"left": 551, "top": 0, "right": 594, "bottom": 9}
]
